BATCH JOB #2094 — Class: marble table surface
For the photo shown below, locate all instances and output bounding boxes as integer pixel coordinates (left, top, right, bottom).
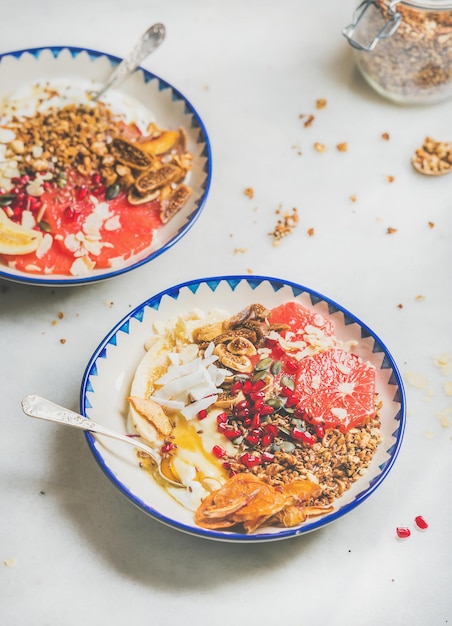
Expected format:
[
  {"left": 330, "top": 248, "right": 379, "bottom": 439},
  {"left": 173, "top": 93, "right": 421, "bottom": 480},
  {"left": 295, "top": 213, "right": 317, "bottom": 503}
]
[{"left": 1, "top": 1, "right": 451, "bottom": 625}]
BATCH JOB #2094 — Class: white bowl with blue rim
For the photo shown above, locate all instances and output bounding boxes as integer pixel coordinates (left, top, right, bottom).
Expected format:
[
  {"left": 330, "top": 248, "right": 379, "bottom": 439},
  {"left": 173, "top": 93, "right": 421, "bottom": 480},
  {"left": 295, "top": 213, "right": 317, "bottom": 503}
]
[
  {"left": 0, "top": 46, "right": 211, "bottom": 286},
  {"left": 80, "top": 275, "right": 406, "bottom": 543}
]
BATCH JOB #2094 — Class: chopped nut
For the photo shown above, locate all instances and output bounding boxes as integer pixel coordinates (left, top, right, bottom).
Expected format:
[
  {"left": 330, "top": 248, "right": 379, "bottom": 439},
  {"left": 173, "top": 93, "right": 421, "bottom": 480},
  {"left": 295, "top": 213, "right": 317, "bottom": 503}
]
[
  {"left": 386, "top": 175, "right": 395, "bottom": 183},
  {"left": 349, "top": 194, "right": 357, "bottom": 203},
  {"left": 314, "top": 142, "right": 327, "bottom": 153},
  {"left": 269, "top": 206, "right": 299, "bottom": 245},
  {"left": 244, "top": 187, "right": 254, "bottom": 199},
  {"left": 387, "top": 227, "right": 397, "bottom": 234},
  {"left": 337, "top": 143, "right": 348, "bottom": 152},
  {"left": 381, "top": 132, "right": 390, "bottom": 141},
  {"left": 315, "top": 98, "right": 327, "bottom": 109},
  {"left": 307, "top": 227, "right": 315, "bottom": 236}
]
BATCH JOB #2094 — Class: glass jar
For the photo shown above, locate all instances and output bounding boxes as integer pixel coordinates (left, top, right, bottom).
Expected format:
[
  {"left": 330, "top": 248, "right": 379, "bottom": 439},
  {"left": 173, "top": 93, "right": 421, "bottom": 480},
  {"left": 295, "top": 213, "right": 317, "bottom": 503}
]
[{"left": 343, "top": 0, "right": 452, "bottom": 104}]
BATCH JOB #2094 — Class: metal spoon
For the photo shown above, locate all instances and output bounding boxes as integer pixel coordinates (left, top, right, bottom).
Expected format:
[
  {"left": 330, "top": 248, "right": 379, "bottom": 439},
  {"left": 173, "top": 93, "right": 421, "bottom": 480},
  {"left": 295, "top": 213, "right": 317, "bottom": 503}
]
[
  {"left": 92, "top": 22, "right": 166, "bottom": 101},
  {"left": 21, "top": 394, "right": 184, "bottom": 488},
  {"left": 411, "top": 138, "right": 452, "bottom": 176}
]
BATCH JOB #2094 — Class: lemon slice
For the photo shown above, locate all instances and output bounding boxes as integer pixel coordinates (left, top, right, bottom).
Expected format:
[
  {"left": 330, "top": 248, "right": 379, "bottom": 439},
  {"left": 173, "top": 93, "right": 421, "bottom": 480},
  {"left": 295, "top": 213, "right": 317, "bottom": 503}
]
[{"left": 0, "top": 210, "right": 43, "bottom": 255}]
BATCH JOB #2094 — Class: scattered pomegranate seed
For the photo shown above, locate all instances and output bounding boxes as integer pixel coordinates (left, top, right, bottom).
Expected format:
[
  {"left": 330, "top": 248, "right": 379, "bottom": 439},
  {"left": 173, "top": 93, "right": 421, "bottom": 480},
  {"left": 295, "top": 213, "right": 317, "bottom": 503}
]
[
  {"left": 414, "top": 515, "right": 428, "bottom": 530},
  {"left": 315, "top": 425, "right": 325, "bottom": 438},
  {"left": 261, "top": 451, "right": 275, "bottom": 463},
  {"left": 245, "top": 433, "right": 260, "bottom": 447},
  {"left": 223, "top": 428, "right": 242, "bottom": 440},
  {"left": 161, "top": 442, "right": 175, "bottom": 454},
  {"left": 197, "top": 409, "right": 208, "bottom": 420},
  {"left": 396, "top": 526, "right": 411, "bottom": 539},
  {"left": 216, "top": 412, "right": 228, "bottom": 424}
]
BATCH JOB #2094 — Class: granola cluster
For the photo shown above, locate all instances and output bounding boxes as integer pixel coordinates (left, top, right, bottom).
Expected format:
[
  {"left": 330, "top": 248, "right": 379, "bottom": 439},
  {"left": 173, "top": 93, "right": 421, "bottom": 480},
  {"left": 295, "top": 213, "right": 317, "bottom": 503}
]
[
  {"left": 411, "top": 136, "right": 452, "bottom": 175},
  {"left": 353, "top": 1, "right": 452, "bottom": 103}
]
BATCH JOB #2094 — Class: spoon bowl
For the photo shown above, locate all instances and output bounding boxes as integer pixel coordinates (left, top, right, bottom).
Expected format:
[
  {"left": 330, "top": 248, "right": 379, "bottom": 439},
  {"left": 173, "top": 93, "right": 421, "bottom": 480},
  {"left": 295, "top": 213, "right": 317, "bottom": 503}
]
[{"left": 21, "top": 394, "right": 184, "bottom": 488}]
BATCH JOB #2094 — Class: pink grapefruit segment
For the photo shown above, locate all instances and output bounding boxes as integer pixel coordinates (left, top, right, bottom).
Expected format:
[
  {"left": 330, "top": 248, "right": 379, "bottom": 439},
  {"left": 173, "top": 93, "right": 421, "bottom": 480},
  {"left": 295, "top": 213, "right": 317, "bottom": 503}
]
[
  {"left": 295, "top": 348, "right": 376, "bottom": 432},
  {"left": 269, "top": 301, "right": 335, "bottom": 339}
]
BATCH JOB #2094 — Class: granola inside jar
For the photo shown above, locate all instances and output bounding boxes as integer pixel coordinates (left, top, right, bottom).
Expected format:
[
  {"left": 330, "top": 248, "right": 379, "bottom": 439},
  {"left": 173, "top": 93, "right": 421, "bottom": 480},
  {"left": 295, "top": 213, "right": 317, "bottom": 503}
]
[{"left": 343, "top": 0, "right": 452, "bottom": 104}]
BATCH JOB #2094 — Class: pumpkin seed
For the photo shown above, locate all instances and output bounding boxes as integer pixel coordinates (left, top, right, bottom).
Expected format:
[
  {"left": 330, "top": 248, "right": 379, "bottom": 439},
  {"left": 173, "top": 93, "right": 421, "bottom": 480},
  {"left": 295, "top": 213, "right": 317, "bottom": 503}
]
[
  {"left": 271, "top": 360, "right": 283, "bottom": 375},
  {"left": 280, "top": 375, "right": 295, "bottom": 391},
  {"left": 0, "top": 195, "right": 15, "bottom": 206},
  {"left": 252, "top": 370, "right": 268, "bottom": 382},
  {"left": 277, "top": 426, "right": 291, "bottom": 437},
  {"left": 254, "top": 357, "right": 272, "bottom": 372},
  {"left": 266, "top": 396, "right": 284, "bottom": 410},
  {"left": 39, "top": 220, "right": 52, "bottom": 233},
  {"left": 279, "top": 441, "right": 296, "bottom": 453},
  {"left": 106, "top": 183, "right": 120, "bottom": 200}
]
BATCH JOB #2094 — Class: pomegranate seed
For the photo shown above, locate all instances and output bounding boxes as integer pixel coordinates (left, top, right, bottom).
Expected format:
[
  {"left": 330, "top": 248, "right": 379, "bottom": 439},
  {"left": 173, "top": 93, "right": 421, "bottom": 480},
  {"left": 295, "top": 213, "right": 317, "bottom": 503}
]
[
  {"left": 20, "top": 174, "right": 30, "bottom": 185},
  {"left": 235, "top": 399, "right": 250, "bottom": 412},
  {"left": 292, "top": 428, "right": 316, "bottom": 445},
  {"left": 91, "top": 172, "right": 102, "bottom": 185},
  {"left": 212, "top": 445, "right": 227, "bottom": 458},
  {"left": 223, "top": 429, "right": 242, "bottom": 440},
  {"left": 315, "top": 424, "right": 325, "bottom": 438},
  {"left": 396, "top": 527, "right": 411, "bottom": 539},
  {"left": 285, "top": 394, "right": 300, "bottom": 408},
  {"left": 245, "top": 433, "right": 260, "bottom": 447},
  {"left": 240, "top": 452, "right": 261, "bottom": 468},
  {"left": 260, "top": 404, "right": 274, "bottom": 416},
  {"left": 242, "top": 379, "right": 253, "bottom": 394},
  {"left": 251, "top": 379, "right": 266, "bottom": 392},
  {"left": 216, "top": 412, "right": 229, "bottom": 424},
  {"left": 264, "top": 423, "right": 278, "bottom": 437},
  {"left": 217, "top": 422, "right": 229, "bottom": 434},
  {"left": 285, "top": 358, "right": 298, "bottom": 373},
  {"left": 76, "top": 185, "right": 88, "bottom": 201},
  {"left": 251, "top": 414, "right": 261, "bottom": 428},
  {"left": 414, "top": 515, "right": 428, "bottom": 530},
  {"left": 236, "top": 408, "right": 251, "bottom": 419},
  {"left": 243, "top": 417, "right": 252, "bottom": 427},
  {"left": 161, "top": 443, "right": 175, "bottom": 454},
  {"left": 261, "top": 433, "right": 273, "bottom": 447},
  {"left": 64, "top": 206, "right": 79, "bottom": 220},
  {"left": 231, "top": 380, "right": 243, "bottom": 394},
  {"left": 29, "top": 197, "right": 42, "bottom": 211},
  {"left": 261, "top": 451, "right": 275, "bottom": 463},
  {"left": 280, "top": 386, "right": 294, "bottom": 397},
  {"left": 43, "top": 181, "right": 52, "bottom": 190},
  {"left": 197, "top": 409, "right": 208, "bottom": 420},
  {"left": 222, "top": 461, "right": 231, "bottom": 470},
  {"left": 92, "top": 184, "right": 106, "bottom": 197}
]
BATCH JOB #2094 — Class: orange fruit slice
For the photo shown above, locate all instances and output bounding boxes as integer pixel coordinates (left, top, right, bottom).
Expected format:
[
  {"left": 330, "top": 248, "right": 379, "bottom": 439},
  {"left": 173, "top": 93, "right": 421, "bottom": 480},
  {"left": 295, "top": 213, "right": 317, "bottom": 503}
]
[{"left": 295, "top": 348, "right": 376, "bottom": 432}]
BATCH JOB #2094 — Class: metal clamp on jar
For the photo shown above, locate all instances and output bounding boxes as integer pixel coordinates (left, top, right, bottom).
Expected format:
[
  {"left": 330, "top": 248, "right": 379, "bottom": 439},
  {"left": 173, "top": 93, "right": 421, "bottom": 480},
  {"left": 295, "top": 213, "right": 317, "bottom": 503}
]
[{"left": 343, "top": 0, "right": 452, "bottom": 104}]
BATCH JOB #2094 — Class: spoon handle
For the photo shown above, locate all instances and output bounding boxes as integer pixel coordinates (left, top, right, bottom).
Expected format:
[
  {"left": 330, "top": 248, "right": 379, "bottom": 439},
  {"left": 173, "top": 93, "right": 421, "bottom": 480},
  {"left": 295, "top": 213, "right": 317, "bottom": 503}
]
[
  {"left": 93, "top": 22, "right": 166, "bottom": 100},
  {"left": 21, "top": 394, "right": 160, "bottom": 463}
]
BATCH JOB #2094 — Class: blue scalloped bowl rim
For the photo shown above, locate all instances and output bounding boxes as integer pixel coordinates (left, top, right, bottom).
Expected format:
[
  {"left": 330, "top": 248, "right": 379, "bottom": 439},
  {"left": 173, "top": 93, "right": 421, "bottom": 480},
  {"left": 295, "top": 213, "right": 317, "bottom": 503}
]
[
  {"left": 0, "top": 46, "right": 212, "bottom": 287},
  {"left": 80, "top": 275, "right": 406, "bottom": 543}
]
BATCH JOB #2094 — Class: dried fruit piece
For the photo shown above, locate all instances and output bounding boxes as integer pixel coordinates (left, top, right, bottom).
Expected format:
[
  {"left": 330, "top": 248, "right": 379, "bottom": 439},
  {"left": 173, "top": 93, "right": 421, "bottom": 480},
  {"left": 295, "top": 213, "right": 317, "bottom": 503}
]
[
  {"left": 160, "top": 184, "right": 192, "bottom": 223},
  {"left": 110, "top": 137, "right": 153, "bottom": 170},
  {"left": 135, "top": 164, "right": 182, "bottom": 195},
  {"left": 139, "top": 130, "right": 180, "bottom": 155}
]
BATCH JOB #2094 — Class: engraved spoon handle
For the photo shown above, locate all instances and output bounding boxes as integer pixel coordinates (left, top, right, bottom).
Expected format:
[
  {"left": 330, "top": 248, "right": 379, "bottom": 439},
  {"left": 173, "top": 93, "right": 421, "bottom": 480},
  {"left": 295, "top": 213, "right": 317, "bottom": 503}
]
[{"left": 93, "top": 22, "right": 166, "bottom": 101}]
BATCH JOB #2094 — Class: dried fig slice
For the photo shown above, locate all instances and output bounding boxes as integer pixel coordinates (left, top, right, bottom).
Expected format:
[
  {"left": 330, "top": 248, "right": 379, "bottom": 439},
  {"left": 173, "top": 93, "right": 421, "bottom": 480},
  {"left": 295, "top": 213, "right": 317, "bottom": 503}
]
[
  {"left": 160, "top": 184, "right": 191, "bottom": 223},
  {"left": 139, "top": 130, "right": 180, "bottom": 155},
  {"left": 135, "top": 163, "right": 182, "bottom": 195},
  {"left": 110, "top": 137, "right": 153, "bottom": 170}
]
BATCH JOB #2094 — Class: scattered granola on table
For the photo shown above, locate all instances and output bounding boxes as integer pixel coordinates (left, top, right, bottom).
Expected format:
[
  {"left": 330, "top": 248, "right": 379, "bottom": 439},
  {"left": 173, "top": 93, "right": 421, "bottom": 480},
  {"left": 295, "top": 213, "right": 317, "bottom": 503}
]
[{"left": 269, "top": 206, "right": 299, "bottom": 246}]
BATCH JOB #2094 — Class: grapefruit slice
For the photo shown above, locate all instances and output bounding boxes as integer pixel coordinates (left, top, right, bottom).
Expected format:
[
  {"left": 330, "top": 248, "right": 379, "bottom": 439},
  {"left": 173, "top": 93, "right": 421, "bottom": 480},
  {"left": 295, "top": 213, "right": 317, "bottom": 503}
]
[
  {"left": 269, "top": 301, "right": 335, "bottom": 338},
  {"left": 295, "top": 348, "right": 376, "bottom": 432},
  {"left": 0, "top": 210, "right": 42, "bottom": 255}
]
